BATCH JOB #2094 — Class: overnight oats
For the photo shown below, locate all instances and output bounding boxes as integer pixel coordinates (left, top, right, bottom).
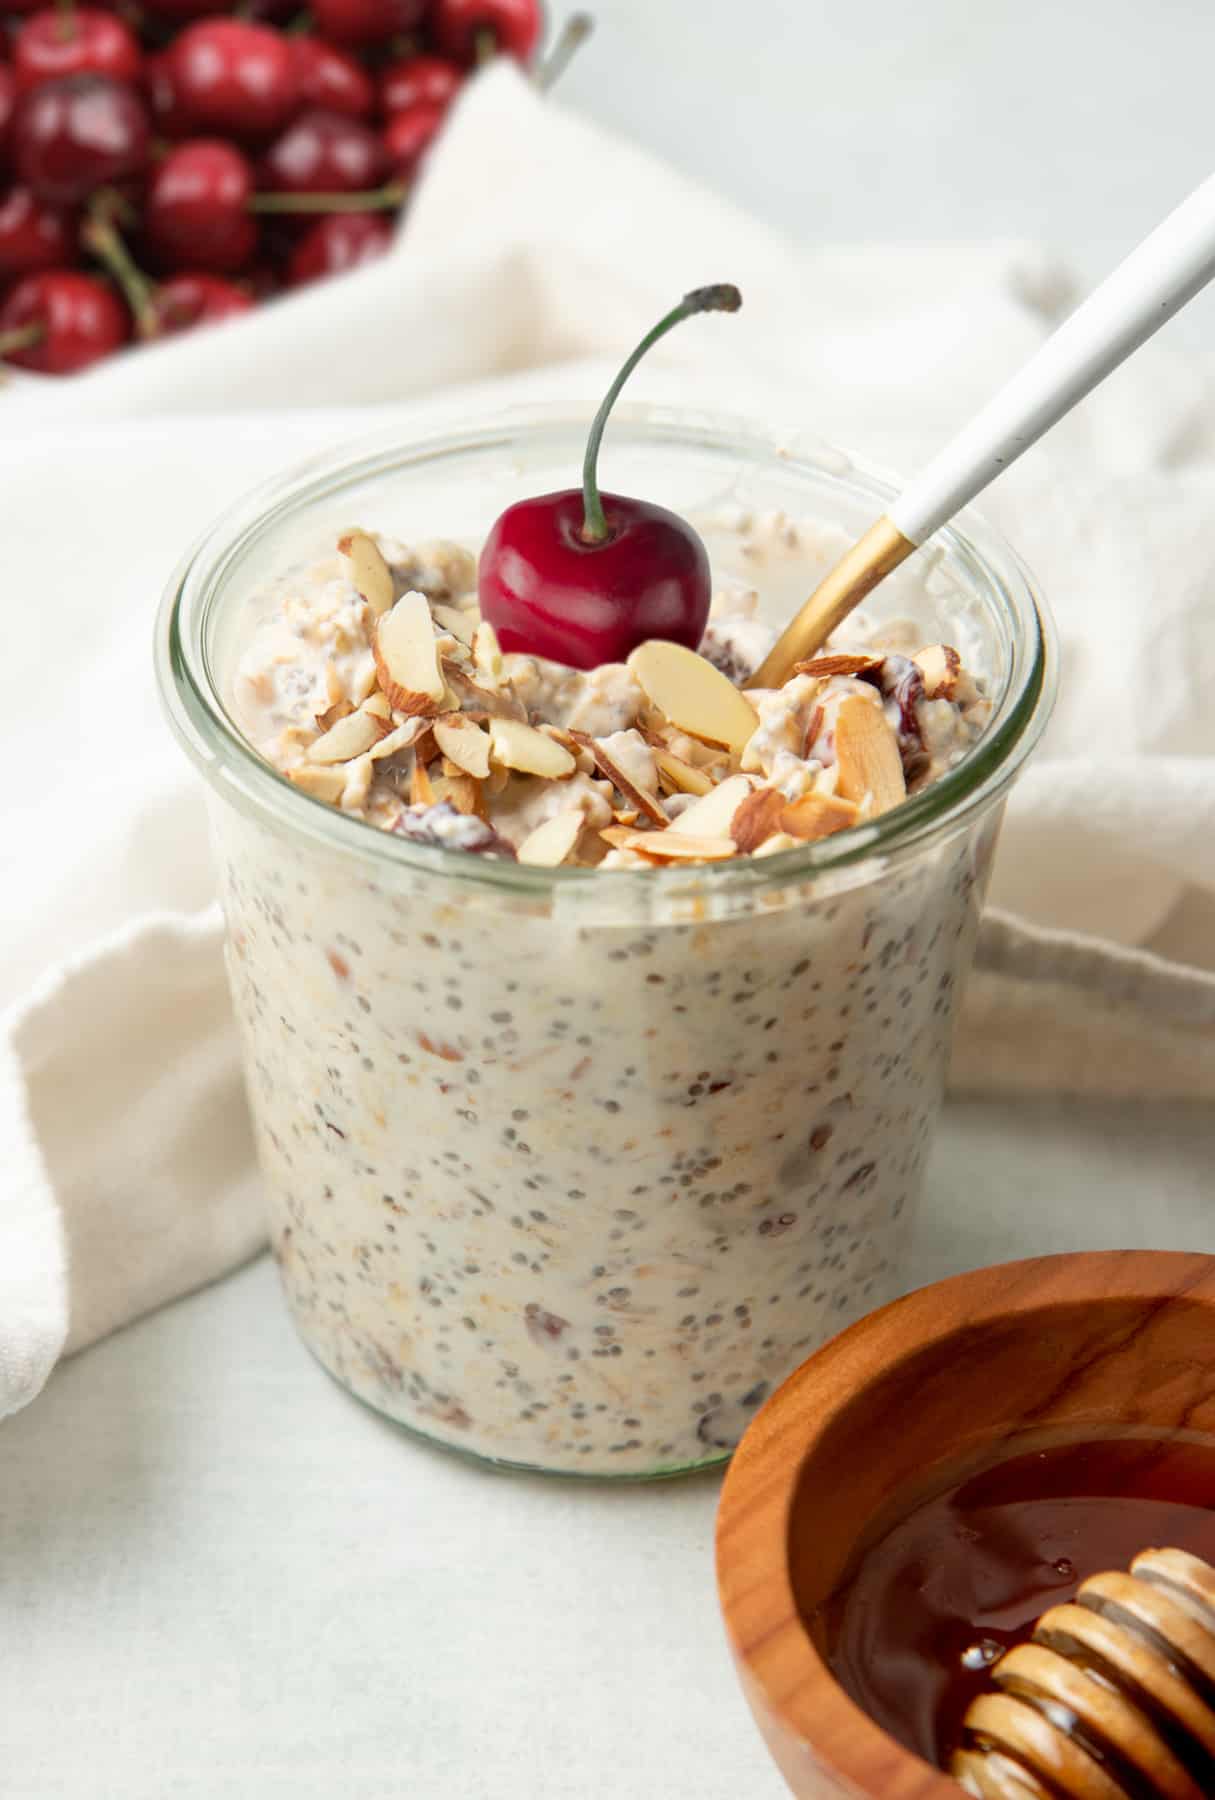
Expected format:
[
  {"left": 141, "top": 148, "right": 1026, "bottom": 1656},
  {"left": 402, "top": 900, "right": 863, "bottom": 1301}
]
[{"left": 157, "top": 398, "right": 1053, "bottom": 1477}]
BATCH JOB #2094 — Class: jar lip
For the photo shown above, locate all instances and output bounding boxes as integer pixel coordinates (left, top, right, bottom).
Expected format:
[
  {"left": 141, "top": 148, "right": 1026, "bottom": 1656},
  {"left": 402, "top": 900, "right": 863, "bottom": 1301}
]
[{"left": 155, "top": 401, "right": 1057, "bottom": 896}]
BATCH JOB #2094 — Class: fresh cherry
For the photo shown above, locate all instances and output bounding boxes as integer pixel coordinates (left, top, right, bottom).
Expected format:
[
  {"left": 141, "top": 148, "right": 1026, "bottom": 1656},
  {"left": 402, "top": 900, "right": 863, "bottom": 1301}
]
[
  {"left": 0, "top": 266, "right": 128, "bottom": 370},
  {"left": 167, "top": 21, "right": 297, "bottom": 141},
  {"left": 151, "top": 269, "right": 252, "bottom": 333},
  {"left": 144, "top": 49, "right": 192, "bottom": 137},
  {"left": 0, "top": 182, "right": 71, "bottom": 277},
  {"left": 259, "top": 108, "right": 385, "bottom": 196},
  {"left": 479, "top": 286, "right": 742, "bottom": 670},
  {"left": 378, "top": 53, "right": 462, "bottom": 119},
  {"left": 141, "top": 0, "right": 231, "bottom": 18},
  {"left": 145, "top": 138, "right": 257, "bottom": 273},
  {"left": 433, "top": 0, "right": 542, "bottom": 66},
  {"left": 12, "top": 9, "right": 142, "bottom": 93},
  {"left": 0, "top": 63, "right": 16, "bottom": 164},
  {"left": 307, "top": 0, "right": 426, "bottom": 48},
  {"left": 13, "top": 73, "right": 149, "bottom": 206},
  {"left": 381, "top": 101, "right": 444, "bottom": 182},
  {"left": 286, "top": 208, "right": 391, "bottom": 285},
  {"left": 291, "top": 39, "right": 374, "bottom": 120}
]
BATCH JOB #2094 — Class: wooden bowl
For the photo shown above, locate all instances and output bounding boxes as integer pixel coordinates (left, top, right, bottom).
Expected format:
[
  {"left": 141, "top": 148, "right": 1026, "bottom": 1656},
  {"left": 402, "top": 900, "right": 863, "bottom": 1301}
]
[{"left": 715, "top": 1250, "right": 1215, "bottom": 1799}]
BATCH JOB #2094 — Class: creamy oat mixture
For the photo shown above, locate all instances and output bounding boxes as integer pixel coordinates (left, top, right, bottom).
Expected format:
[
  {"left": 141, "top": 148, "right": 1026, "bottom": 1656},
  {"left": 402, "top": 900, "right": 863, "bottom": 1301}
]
[
  {"left": 232, "top": 512, "right": 990, "bottom": 871},
  {"left": 218, "top": 511, "right": 998, "bottom": 1475}
]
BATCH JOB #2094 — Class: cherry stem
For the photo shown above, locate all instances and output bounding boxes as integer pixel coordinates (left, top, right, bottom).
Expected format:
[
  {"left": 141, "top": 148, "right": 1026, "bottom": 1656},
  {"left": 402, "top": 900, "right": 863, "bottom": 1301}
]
[
  {"left": 580, "top": 283, "right": 742, "bottom": 545},
  {"left": 249, "top": 183, "right": 407, "bottom": 213},
  {"left": 535, "top": 10, "right": 593, "bottom": 92},
  {"left": 474, "top": 25, "right": 497, "bottom": 64},
  {"left": 0, "top": 320, "right": 45, "bottom": 358},
  {"left": 80, "top": 211, "right": 159, "bottom": 337}
]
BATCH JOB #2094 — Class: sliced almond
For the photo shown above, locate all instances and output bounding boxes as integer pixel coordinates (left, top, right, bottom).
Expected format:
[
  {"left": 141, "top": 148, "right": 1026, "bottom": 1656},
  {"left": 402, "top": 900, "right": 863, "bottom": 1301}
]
[
  {"left": 338, "top": 529, "right": 395, "bottom": 618},
  {"left": 430, "top": 772, "right": 483, "bottom": 817},
  {"left": 484, "top": 763, "right": 511, "bottom": 798},
  {"left": 652, "top": 746, "right": 715, "bottom": 798},
  {"left": 315, "top": 697, "right": 354, "bottom": 733},
  {"left": 568, "top": 731, "right": 667, "bottom": 826},
  {"left": 600, "top": 824, "right": 652, "bottom": 849},
  {"left": 434, "top": 713, "right": 492, "bottom": 780},
  {"left": 669, "top": 773, "right": 753, "bottom": 840},
  {"left": 472, "top": 620, "right": 504, "bottom": 685},
  {"left": 792, "top": 652, "right": 883, "bottom": 679},
  {"left": 374, "top": 591, "right": 445, "bottom": 715},
  {"left": 627, "top": 641, "right": 759, "bottom": 753},
  {"left": 613, "top": 808, "right": 639, "bottom": 827},
  {"left": 914, "top": 643, "right": 962, "bottom": 700},
  {"left": 410, "top": 757, "right": 435, "bottom": 807},
  {"left": 731, "top": 786, "right": 787, "bottom": 853},
  {"left": 340, "top": 753, "right": 374, "bottom": 813},
  {"left": 443, "top": 660, "right": 527, "bottom": 720},
  {"left": 516, "top": 811, "right": 584, "bottom": 867},
  {"left": 780, "top": 790, "right": 860, "bottom": 840},
  {"left": 488, "top": 717, "right": 576, "bottom": 780},
  {"left": 431, "top": 602, "right": 477, "bottom": 647},
  {"left": 369, "top": 718, "right": 425, "bottom": 762},
  {"left": 362, "top": 691, "right": 392, "bottom": 721},
  {"left": 608, "top": 829, "right": 739, "bottom": 863},
  {"left": 288, "top": 763, "right": 347, "bottom": 804},
  {"left": 833, "top": 695, "right": 906, "bottom": 815},
  {"left": 307, "top": 708, "right": 385, "bottom": 765},
  {"left": 802, "top": 703, "right": 826, "bottom": 760}
]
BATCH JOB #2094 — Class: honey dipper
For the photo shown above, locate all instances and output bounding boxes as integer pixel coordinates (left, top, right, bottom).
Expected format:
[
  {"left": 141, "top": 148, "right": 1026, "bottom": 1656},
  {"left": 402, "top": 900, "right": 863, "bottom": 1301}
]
[{"left": 951, "top": 1548, "right": 1215, "bottom": 1800}]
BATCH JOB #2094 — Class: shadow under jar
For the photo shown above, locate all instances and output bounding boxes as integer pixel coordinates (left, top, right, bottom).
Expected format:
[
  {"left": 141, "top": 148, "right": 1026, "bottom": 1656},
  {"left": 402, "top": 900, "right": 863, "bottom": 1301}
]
[{"left": 155, "top": 404, "right": 1054, "bottom": 1478}]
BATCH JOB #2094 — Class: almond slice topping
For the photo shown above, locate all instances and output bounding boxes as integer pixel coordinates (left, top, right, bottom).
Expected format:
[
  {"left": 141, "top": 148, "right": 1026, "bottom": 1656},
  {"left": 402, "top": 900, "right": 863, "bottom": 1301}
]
[
  {"left": 433, "top": 713, "right": 492, "bottom": 780},
  {"left": 779, "top": 791, "right": 860, "bottom": 840},
  {"left": 568, "top": 731, "right": 667, "bottom": 826},
  {"left": 288, "top": 763, "right": 347, "bottom": 804},
  {"left": 832, "top": 695, "right": 906, "bottom": 815},
  {"left": 670, "top": 773, "right": 753, "bottom": 839},
  {"left": 315, "top": 698, "right": 354, "bottom": 733},
  {"left": 362, "top": 691, "right": 392, "bottom": 721},
  {"left": 431, "top": 603, "right": 478, "bottom": 647},
  {"left": 914, "top": 643, "right": 962, "bottom": 700},
  {"left": 627, "top": 640, "right": 759, "bottom": 753},
  {"left": 374, "top": 591, "right": 446, "bottom": 716},
  {"left": 488, "top": 717, "right": 576, "bottom": 780},
  {"left": 472, "top": 620, "right": 504, "bottom": 685},
  {"left": 516, "top": 811, "right": 585, "bottom": 867},
  {"left": 338, "top": 529, "right": 395, "bottom": 618},
  {"left": 607, "top": 829, "right": 739, "bottom": 863},
  {"left": 307, "top": 707, "right": 386, "bottom": 764},
  {"left": 792, "top": 652, "right": 883, "bottom": 679},
  {"left": 430, "top": 771, "right": 484, "bottom": 817},
  {"left": 652, "top": 746, "right": 715, "bottom": 797},
  {"left": 369, "top": 718, "right": 425, "bottom": 762},
  {"left": 730, "top": 786, "right": 787, "bottom": 853},
  {"left": 410, "top": 757, "right": 436, "bottom": 807}
]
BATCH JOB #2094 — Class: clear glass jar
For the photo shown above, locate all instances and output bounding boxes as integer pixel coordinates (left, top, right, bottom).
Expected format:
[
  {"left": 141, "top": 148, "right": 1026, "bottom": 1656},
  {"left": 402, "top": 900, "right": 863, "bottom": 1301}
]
[{"left": 155, "top": 405, "right": 1055, "bottom": 1479}]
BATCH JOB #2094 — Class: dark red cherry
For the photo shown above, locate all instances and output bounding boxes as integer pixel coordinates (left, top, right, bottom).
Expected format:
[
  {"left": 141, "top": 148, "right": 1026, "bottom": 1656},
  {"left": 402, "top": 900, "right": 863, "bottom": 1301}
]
[
  {"left": 143, "top": 49, "right": 192, "bottom": 138},
  {"left": 0, "top": 182, "right": 71, "bottom": 277},
  {"left": 307, "top": 0, "right": 426, "bottom": 49},
  {"left": 286, "top": 208, "right": 392, "bottom": 285},
  {"left": 12, "top": 73, "right": 149, "bottom": 206},
  {"left": 381, "top": 101, "right": 443, "bottom": 181},
  {"left": 12, "top": 10, "right": 142, "bottom": 92},
  {"left": 432, "top": 0, "right": 541, "bottom": 65},
  {"left": 167, "top": 21, "right": 297, "bottom": 140},
  {"left": 479, "top": 286, "right": 742, "bottom": 670},
  {"left": 0, "top": 265, "right": 128, "bottom": 371},
  {"left": 291, "top": 38, "right": 374, "bottom": 120},
  {"left": 152, "top": 270, "right": 253, "bottom": 333},
  {"left": 378, "top": 53, "right": 462, "bottom": 118},
  {"left": 259, "top": 108, "right": 384, "bottom": 196},
  {"left": 0, "top": 64, "right": 20, "bottom": 165},
  {"left": 145, "top": 138, "right": 257, "bottom": 273}
]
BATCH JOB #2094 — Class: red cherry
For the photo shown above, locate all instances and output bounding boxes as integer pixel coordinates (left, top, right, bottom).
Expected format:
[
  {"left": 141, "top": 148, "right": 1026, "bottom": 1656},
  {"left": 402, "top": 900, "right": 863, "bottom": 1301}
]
[
  {"left": 433, "top": 0, "right": 542, "bottom": 66},
  {"left": 0, "top": 182, "right": 71, "bottom": 278},
  {"left": 143, "top": 50, "right": 192, "bottom": 138},
  {"left": 152, "top": 270, "right": 252, "bottom": 334},
  {"left": 291, "top": 39, "right": 374, "bottom": 120},
  {"left": 307, "top": 0, "right": 426, "bottom": 48},
  {"left": 381, "top": 102, "right": 444, "bottom": 182},
  {"left": 287, "top": 208, "right": 391, "bottom": 286},
  {"left": 167, "top": 21, "right": 297, "bottom": 141},
  {"left": 260, "top": 108, "right": 385, "bottom": 196},
  {"left": 145, "top": 138, "right": 257, "bottom": 273},
  {"left": 378, "top": 53, "right": 462, "bottom": 119},
  {"left": 479, "top": 286, "right": 742, "bottom": 669},
  {"left": 13, "top": 73, "right": 149, "bottom": 206},
  {"left": 0, "top": 63, "right": 16, "bottom": 164},
  {"left": 12, "top": 10, "right": 141, "bottom": 93},
  {"left": 0, "top": 266, "right": 127, "bottom": 371},
  {"left": 142, "top": 0, "right": 231, "bottom": 17}
]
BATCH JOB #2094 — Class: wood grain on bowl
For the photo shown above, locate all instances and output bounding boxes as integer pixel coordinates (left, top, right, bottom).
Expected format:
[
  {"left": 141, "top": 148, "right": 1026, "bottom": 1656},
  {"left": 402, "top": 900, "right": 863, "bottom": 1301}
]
[{"left": 715, "top": 1251, "right": 1215, "bottom": 1799}]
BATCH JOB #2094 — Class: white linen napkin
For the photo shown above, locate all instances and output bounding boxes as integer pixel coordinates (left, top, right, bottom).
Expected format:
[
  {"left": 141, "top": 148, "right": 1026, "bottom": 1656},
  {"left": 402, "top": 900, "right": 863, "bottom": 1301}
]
[{"left": 2, "top": 64, "right": 1212, "bottom": 1419}]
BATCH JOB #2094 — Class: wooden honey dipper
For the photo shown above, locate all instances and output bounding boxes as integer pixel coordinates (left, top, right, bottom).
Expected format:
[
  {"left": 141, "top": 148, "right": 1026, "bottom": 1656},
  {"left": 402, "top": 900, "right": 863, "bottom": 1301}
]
[{"left": 951, "top": 1548, "right": 1215, "bottom": 1800}]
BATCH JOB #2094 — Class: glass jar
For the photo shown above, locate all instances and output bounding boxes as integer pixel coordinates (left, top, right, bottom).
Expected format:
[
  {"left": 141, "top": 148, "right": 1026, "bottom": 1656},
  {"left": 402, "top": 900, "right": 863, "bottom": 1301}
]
[{"left": 155, "top": 405, "right": 1055, "bottom": 1478}]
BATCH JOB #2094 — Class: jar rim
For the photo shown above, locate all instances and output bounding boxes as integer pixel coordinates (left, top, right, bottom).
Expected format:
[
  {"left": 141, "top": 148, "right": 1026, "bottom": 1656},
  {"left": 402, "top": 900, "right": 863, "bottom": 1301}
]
[{"left": 154, "top": 401, "right": 1057, "bottom": 897}]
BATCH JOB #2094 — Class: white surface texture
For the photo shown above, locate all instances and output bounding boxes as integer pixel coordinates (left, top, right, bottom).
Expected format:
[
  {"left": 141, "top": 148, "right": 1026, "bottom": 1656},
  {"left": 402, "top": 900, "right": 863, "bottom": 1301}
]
[{"left": 2, "top": 5, "right": 1214, "bottom": 1795}]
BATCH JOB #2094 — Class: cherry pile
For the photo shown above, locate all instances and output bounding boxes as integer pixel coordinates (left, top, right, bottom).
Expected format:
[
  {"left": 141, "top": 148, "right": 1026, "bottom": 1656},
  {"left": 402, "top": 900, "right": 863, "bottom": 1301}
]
[{"left": 0, "top": 0, "right": 573, "bottom": 374}]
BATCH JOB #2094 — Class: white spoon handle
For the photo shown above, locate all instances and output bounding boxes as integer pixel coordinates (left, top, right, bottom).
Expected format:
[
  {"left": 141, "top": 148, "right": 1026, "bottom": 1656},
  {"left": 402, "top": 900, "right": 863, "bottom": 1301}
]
[{"left": 891, "top": 169, "right": 1215, "bottom": 544}]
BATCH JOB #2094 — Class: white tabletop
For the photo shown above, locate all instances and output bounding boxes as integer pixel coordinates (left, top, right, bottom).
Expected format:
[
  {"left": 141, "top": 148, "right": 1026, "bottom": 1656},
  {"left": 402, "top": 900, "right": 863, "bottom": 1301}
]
[{"left": 5, "top": 3, "right": 1215, "bottom": 1793}]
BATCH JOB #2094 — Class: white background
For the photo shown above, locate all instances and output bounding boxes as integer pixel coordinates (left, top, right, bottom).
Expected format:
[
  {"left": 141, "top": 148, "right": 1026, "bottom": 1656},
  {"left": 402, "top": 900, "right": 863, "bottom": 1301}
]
[{"left": 3, "top": 5, "right": 1214, "bottom": 1797}]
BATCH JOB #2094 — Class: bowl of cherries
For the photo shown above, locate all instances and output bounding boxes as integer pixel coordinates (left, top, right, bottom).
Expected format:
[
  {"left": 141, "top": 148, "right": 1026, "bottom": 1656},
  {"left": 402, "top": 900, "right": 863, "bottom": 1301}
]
[{"left": 0, "top": 0, "right": 584, "bottom": 375}]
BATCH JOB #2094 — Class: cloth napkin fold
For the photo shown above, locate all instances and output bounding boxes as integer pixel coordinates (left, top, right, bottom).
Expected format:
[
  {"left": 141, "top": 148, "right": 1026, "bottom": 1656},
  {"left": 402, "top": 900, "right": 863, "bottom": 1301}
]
[{"left": 3, "top": 64, "right": 1213, "bottom": 1420}]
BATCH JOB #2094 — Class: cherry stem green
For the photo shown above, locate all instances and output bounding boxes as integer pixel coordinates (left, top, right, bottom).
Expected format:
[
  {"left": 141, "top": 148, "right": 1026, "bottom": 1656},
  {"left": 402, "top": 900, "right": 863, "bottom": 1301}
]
[
  {"left": 249, "top": 183, "right": 407, "bottom": 214},
  {"left": 580, "top": 284, "right": 742, "bottom": 545},
  {"left": 0, "top": 320, "right": 45, "bottom": 358},
  {"left": 535, "top": 10, "right": 593, "bottom": 91},
  {"left": 80, "top": 212, "right": 159, "bottom": 337}
]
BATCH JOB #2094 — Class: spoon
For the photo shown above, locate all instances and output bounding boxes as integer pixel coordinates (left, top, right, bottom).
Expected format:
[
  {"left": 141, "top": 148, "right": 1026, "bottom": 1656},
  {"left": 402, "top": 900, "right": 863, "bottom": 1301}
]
[{"left": 749, "top": 169, "right": 1215, "bottom": 688}]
